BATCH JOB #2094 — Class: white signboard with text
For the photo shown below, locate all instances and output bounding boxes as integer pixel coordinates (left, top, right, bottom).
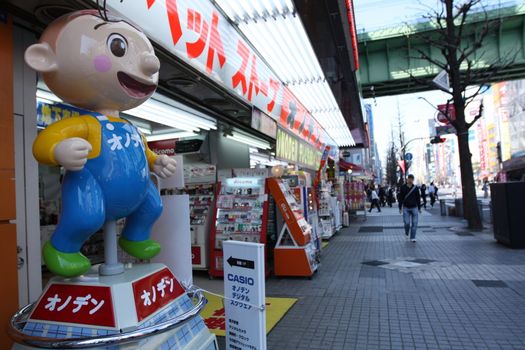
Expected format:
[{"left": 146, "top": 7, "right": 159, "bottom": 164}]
[{"left": 223, "top": 241, "right": 266, "bottom": 350}]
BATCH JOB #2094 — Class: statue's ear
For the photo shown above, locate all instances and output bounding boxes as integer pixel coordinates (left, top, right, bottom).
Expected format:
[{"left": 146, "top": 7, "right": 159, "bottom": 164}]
[{"left": 24, "top": 42, "right": 58, "bottom": 73}]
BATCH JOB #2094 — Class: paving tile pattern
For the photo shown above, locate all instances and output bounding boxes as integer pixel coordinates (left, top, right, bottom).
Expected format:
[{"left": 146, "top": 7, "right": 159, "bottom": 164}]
[{"left": 265, "top": 207, "right": 525, "bottom": 350}]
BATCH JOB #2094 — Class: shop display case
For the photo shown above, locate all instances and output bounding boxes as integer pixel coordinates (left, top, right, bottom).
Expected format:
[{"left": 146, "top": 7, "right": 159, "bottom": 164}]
[
  {"left": 185, "top": 184, "right": 215, "bottom": 270},
  {"left": 284, "top": 174, "right": 321, "bottom": 251},
  {"left": 318, "top": 183, "right": 336, "bottom": 240},
  {"left": 299, "top": 186, "right": 321, "bottom": 250},
  {"left": 209, "top": 177, "right": 269, "bottom": 278},
  {"left": 346, "top": 181, "right": 367, "bottom": 220},
  {"left": 268, "top": 178, "right": 319, "bottom": 277}
]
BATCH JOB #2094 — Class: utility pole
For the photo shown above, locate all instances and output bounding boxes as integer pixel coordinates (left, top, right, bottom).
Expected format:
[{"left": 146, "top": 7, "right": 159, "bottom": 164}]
[{"left": 396, "top": 101, "right": 406, "bottom": 183}]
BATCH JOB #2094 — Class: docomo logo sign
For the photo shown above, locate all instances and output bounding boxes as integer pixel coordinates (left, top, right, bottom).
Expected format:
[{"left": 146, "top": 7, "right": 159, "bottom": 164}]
[
  {"left": 104, "top": 0, "right": 332, "bottom": 150},
  {"left": 148, "top": 139, "right": 176, "bottom": 156}
]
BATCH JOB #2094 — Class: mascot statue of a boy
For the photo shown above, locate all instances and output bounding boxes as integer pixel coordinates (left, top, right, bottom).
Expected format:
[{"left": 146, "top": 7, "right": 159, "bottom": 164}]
[{"left": 25, "top": 10, "right": 177, "bottom": 277}]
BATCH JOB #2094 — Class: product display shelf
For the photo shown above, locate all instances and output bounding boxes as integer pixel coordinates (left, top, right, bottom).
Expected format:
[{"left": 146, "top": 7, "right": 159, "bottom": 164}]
[
  {"left": 268, "top": 178, "right": 319, "bottom": 277},
  {"left": 291, "top": 186, "right": 321, "bottom": 252},
  {"left": 208, "top": 177, "right": 269, "bottom": 278},
  {"left": 318, "top": 185, "right": 336, "bottom": 240},
  {"left": 186, "top": 184, "right": 215, "bottom": 270}
]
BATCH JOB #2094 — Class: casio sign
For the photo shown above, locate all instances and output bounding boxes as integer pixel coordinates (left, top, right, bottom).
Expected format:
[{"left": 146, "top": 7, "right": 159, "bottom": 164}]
[{"left": 227, "top": 273, "right": 254, "bottom": 286}]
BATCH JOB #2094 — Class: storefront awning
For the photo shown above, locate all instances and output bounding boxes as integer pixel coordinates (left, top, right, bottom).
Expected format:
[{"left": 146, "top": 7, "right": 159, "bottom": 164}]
[{"left": 338, "top": 158, "right": 363, "bottom": 171}]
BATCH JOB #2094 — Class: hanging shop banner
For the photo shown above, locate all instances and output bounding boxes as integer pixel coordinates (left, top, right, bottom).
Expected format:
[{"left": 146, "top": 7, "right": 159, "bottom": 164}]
[
  {"left": 37, "top": 101, "right": 97, "bottom": 128},
  {"left": 251, "top": 108, "right": 277, "bottom": 139},
  {"left": 313, "top": 145, "right": 331, "bottom": 194},
  {"left": 101, "top": 0, "right": 337, "bottom": 151},
  {"left": 437, "top": 103, "right": 456, "bottom": 124},
  {"left": 223, "top": 241, "right": 266, "bottom": 350},
  {"left": 184, "top": 163, "right": 217, "bottom": 184},
  {"left": 276, "top": 128, "right": 322, "bottom": 170},
  {"left": 344, "top": 0, "right": 359, "bottom": 70}
]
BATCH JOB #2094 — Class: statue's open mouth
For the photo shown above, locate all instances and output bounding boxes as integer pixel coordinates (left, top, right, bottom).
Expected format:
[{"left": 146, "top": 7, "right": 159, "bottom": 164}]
[{"left": 117, "top": 72, "right": 157, "bottom": 99}]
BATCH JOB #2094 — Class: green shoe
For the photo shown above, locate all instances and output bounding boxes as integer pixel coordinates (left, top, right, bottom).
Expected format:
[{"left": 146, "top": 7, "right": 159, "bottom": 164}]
[
  {"left": 118, "top": 238, "right": 161, "bottom": 260},
  {"left": 43, "top": 241, "right": 91, "bottom": 278}
]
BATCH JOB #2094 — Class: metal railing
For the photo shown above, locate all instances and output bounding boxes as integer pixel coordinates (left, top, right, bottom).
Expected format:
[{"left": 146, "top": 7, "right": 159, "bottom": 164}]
[{"left": 9, "top": 287, "right": 207, "bottom": 349}]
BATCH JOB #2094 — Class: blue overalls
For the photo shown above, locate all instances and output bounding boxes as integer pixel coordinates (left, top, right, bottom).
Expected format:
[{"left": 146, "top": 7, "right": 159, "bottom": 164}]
[{"left": 51, "top": 115, "right": 163, "bottom": 253}]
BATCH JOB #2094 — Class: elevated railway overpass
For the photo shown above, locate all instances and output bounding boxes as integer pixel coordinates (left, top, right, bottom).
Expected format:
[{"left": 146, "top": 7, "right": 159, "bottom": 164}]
[{"left": 358, "top": 4, "right": 525, "bottom": 98}]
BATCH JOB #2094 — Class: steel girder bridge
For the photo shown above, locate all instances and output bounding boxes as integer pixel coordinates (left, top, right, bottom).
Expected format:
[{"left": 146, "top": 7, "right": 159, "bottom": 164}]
[{"left": 358, "top": 4, "right": 525, "bottom": 98}]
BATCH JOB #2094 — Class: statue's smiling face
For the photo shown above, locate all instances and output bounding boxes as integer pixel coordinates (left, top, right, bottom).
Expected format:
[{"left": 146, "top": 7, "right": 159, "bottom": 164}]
[{"left": 26, "top": 12, "right": 160, "bottom": 113}]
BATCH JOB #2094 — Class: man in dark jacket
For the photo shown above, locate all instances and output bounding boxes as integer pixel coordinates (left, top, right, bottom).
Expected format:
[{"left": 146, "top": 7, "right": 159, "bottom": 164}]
[{"left": 398, "top": 175, "right": 421, "bottom": 242}]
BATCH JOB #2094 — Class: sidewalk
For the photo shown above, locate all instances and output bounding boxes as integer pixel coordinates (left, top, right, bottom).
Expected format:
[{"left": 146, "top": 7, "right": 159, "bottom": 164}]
[{"left": 264, "top": 207, "right": 525, "bottom": 350}]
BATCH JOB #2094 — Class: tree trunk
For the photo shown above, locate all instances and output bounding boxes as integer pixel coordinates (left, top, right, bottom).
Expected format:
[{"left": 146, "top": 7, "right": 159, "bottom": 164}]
[
  {"left": 444, "top": 0, "right": 483, "bottom": 229},
  {"left": 455, "top": 109, "right": 483, "bottom": 229}
]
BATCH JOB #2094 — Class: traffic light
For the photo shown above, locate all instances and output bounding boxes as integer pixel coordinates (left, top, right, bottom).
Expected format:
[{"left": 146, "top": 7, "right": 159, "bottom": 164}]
[{"left": 430, "top": 136, "right": 446, "bottom": 144}]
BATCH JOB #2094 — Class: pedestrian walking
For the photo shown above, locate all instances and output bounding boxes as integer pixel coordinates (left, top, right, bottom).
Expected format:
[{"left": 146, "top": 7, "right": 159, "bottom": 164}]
[
  {"left": 428, "top": 182, "right": 437, "bottom": 207},
  {"left": 387, "top": 187, "right": 395, "bottom": 208},
  {"left": 482, "top": 180, "right": 489, "bottom": 198},
  {"left": 398, "top": 175, "right": 421, "bottom": 242},
  {"left": 420, "top": 183, "right": 427, "bottom": 209},
  {"left": 378, "top": 185, "right": 386, "bottom": 207},
  {"left": 368, "top": 188, "right": 381, "bottom": 213}
]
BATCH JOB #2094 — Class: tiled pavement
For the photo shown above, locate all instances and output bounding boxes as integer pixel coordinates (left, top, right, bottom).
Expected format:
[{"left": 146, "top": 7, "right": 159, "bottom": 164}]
[{"left": 264, "top": 207, "right": 525, "bottom": 350}]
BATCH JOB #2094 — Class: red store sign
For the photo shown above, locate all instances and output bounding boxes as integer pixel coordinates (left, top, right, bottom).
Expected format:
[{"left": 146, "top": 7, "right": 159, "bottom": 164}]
[
  {"left": 103, "top": 0, "right": 335, "bottom": 150},
  {"left": 132, "top": 267, "right": 185, "bottom": 321},
  {"left": 148, "top": 139, "right": 177, "bottom": 156},
  {"left": 30, "top": 284, "right": 116, "bottom": 328}
]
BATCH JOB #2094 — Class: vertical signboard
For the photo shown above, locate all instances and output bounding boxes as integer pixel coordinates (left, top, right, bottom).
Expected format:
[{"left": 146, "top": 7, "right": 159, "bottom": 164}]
[{"left": 224, "top": 241, "right": 266, "bottom": 350}]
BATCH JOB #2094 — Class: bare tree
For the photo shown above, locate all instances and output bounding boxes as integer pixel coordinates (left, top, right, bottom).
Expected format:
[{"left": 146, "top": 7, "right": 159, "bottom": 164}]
[
  {"left": 409, "top": 0, "right": 513, "bottom": 229},
  {"left": 385, "top": 142, "right": 399, "bottom": 187}
]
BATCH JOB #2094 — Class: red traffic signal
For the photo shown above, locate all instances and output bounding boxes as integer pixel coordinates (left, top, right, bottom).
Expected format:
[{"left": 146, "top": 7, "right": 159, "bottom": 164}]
[{"left": 430, "top": 136, "right": 446, "bottom": 144}]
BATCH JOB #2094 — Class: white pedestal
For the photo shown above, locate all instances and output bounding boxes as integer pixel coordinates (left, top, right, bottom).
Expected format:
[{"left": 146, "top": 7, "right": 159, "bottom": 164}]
[{"left": 152, "top": 194, "right": 193, "bottom": 287}]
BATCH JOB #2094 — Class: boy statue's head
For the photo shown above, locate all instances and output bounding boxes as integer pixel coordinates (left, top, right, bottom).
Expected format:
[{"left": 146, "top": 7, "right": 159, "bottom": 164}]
[{"left": 25, "top": 10, "right": 160, "bottom": 114}]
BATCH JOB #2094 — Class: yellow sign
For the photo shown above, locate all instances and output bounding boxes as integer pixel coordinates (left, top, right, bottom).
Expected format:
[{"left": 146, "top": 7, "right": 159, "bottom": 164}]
[
  {"left": 276, "top": 128, "right": 322, "bottom": 170},
  {"left": 200, "top": 292, "right": 297, "bottom": 337}
]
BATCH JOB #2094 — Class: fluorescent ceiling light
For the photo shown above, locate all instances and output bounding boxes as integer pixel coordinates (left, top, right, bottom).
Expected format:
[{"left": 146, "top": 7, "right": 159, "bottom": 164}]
[
  {"left": 146, "top": 131, "right": 197, "bottom": 141},
  {"left": 36, "top": 89, "right": 216, "bottom": 135},
  {"left": 127, "top": 95, "right": 217, "bottom": 133},
  {"left": 137, "top": 126, "right": 152, "bottom": 135},
  {"left": 226, "top": 130, "right": 271, "bottom": 149}
]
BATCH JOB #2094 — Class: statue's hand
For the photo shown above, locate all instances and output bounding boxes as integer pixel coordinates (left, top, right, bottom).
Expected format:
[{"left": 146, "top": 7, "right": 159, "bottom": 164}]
[
  {"left": 153, "top": 154, "right": 177, "bottom": 178},
  {"left": 54, "top": 137, "right": 92, "bottom": 171}
]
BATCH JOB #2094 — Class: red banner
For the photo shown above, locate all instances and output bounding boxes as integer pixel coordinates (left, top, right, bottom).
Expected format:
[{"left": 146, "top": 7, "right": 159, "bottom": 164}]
[
  {"left": 132, "top": 267, "right": 185, "bottom": 321},
  {"left": 437, "top": 104, "right": 456, "bottom": 124},
  {"left": 398, "top": 160, "right": 406, "bottom": 174},
  {"left": 345, "top": 0, "right": 359, "bottom": 70},
  {"left": 30, "top": 284, "right": 115, "bottom": 328},
  {"left": 191, "top": 246, "right": 201, "bottom": 265}
]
